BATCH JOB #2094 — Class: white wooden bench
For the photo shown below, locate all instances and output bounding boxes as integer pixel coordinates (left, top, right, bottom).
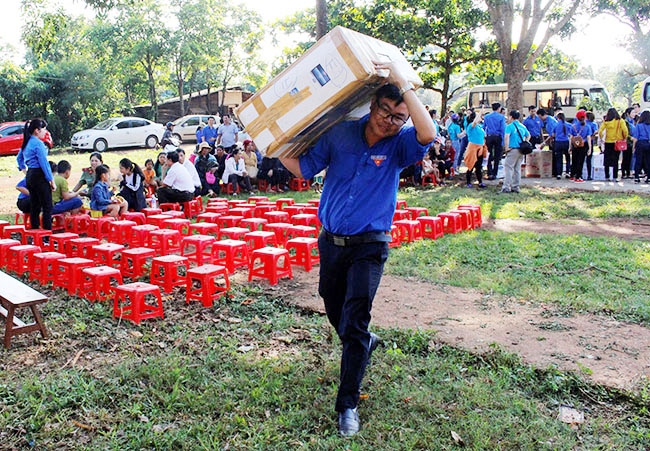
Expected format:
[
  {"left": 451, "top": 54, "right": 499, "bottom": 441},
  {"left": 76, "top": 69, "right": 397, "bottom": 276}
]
[{"left": 0, "top": 270, "right": 48, "bottom": 348}]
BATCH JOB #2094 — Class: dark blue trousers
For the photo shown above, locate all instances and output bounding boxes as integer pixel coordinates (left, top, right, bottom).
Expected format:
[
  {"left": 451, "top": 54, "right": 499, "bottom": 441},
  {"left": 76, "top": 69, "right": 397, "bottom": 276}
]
[{"left": 318, "top": 233, "right": 388, "bottom": 412}]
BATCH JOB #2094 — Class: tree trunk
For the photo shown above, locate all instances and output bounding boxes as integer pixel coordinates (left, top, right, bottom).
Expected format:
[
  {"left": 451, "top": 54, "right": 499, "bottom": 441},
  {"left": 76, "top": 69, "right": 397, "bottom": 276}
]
[
  {"left": 506, "top": 74, "right": 525, "bottom": 110},
  {"left": 316, "top": 0, "right": 328, "bottom": 40}
]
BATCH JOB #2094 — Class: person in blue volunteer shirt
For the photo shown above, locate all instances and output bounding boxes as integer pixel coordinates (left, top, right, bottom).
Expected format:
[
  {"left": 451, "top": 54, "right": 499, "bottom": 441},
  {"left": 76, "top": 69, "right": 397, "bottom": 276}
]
[
  {"left": 16, "top": 118, "right": 55, "bottom": 230},
  {"left": 551, "top": 112, "right": 573, "bottom": 179},
  {"left": 483, "top": 102, "right": 506, "bottom": 180},
  {"left": 633, "top": 110, "right": 650, "bottom": 183},
  {"left": 501, "top": 110, "right": 530, "bottom": 193},
  {"left": 201, "top": 116, "right": 219, "bottom": 150},
  {"left": 570, "top": 110, "right": 592, "bottom": 182},
  {"left": 447, "top": 113, "right": 462, "bottom": 171},
  {"left": 538, "top": 108, "right": 557, "bottom": 149},
  {"left": 280, "top": 62, "right": 436, "bottom": 437},
  {"left": 585, "top": 111, "right": 598, "bottom": 181},
  {"left": 523, "top": 105, "right": 543, "bottom": 148}
]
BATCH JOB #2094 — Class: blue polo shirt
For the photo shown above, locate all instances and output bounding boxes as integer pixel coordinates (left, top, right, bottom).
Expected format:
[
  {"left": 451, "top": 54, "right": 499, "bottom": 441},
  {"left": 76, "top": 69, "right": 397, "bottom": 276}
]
[
  {"left": 483, "top": 111, "right": 506, "bottom": 139},
  {"left": 299, "top": 115, "right": 429, "bottom": 235},
  {"left": 542, "top": 115, "right": 558, "bottom": 135},
  {"left": 16, "top": 136, "right": 53, "bottom": 181},
  {"left": 586, "top": 120, "right": 598, "bottom": 136},
  {"left": 467, "top": 122, "right": 486, "bottom": 145},
  {"left": 202, "top": 125, "right": 218, "bottom": 144},
  {"left": 572, "top": 121, "right": 592, "bottom": 141},
  {"left": 447, "top": 122, "right": 462, "bottom": 141},
  {"left": 523, "top": 115, "right": 543, "bottom": 137},
  {"left": 553, "top": 120, "right": 573, "bottom": 142},
  {"left": 16, "top": 178, "right": 29, "bottom": 200},
  {"left": 505, "top": 121, "right": 530, "bottom": 148},
  {"left": 636, "top": 123, "right": 650, "bottom": 141}
]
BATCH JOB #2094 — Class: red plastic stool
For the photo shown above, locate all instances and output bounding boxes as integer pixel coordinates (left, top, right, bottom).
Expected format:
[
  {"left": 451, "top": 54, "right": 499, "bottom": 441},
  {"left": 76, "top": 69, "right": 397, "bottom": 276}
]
[
  {"left": 121, "top": 212, "right": 146, "bottom": 225},
  {"left": 303, "top": 206, "right": 319, "bottom": 216},
  {"left": 7, "top": 244, "right": 41, "bottom": 276},
  {"left": 288, "top": 178, "right": 310, "bottom": 192},
  {"left": 29, "top": 251, "right": 66, "bottom": 285},
  {"left": 393, "top": 219, "right": 423, "bottom": 243},
  {"left": 285, "top": 237, "right": 319, "bottom": 272},
  {"left": 256, "top": 179, "right": 269, "bottom": 192},
  {"left": 0, "top": 239, "right": 21, "bottom": 268},
  {"left": 264, "top": 211, "right": 290, "bottom": 224},
  {"left": 55, "top": 257, "right": 95, "bottom": 295},
  {"left": 248, "top": 247, "right": 293, "bottom": 285},
  {"left": 92, "top": 242, "right": 124, "bottom": 268},
  {"left": 449, "top": 209, "right": 474, "bottom": 230},
  {"left": 67, "top": 237, "right": 100, "bottom": 258},
  {"left": 109, "top": 220, "right": 137, "bottom": 246},
  {"left": 142, "top": 207, "right": 162, "bottom": 217},
  {"left": 307, "top": 199, "right": 320, "bottom": 207},
  {"left": 291, "top": 214, "right": 320, "bottom": 229},
  {"left": 253, "top": 204, "right": 276, "bottom": 218},
  {"left": 186, "top": 264, "right": 230, "bottom": 307},
  {"left": 87, "top": 216, "right": 114, "bottom": 240},
  {"left": 121, "top": 247, "right": 156, "bottom": 280},
  {"left": 130, "top": 224, "right": 159, "bottom": 247},
  {"left": 240, "top": 217, "right": 268, "bottom": 232},
  {"left": 287, "top": 225, "right": 318, "bottom": 241},
  {"left": 182, "top": 235, "right": 216, "bottom": 266},
  {"left": 161, "top": 217, "right": 192, "bottom": 236},
  {"left": 81, "top": 265, "right": 123, "bottom": 302},
  {"left": 146, "top": 214, "right": 175, "bottom": 227},
  {"left": 437, "top": 212, "right": 463, "bottom": 234},
  {"left": 405, "top": 207, "right": 429, "bottom": 220},
  {"left": 421, "top": 174, "right": 437, "bottom": 186},
  {"left": 0, "top": 220, "right": 10, "bottom": 236},
  {"left": 247, "top": 196, "right": 269, "bottom": 204},
  {"left": 389, "top": 225, "right": 401, "bottom": 248},
  {"left": 218, "top": 215, "right": 244, "bottom": 229},
  {"left": 227, "top": 200, "right": 246, "bottom": 210},
  {"left": 228, "top": 207, "right": 254, "bottom": 219},
  {"left": 283, "top": 205, "right": 305, "bottom": 218},
  {"left": 160, "top": 202, "right": 181, "bottom": 212},
  {"left": 24, "top": 229, "right": 52, "bottom": 248},
  {"left": 14, "top": 212, "right": 30, "bottom": 227},
  {"left": 396, "top": 200, "right": 408, "bottom": 210},
  {"left": 205, "top": 204, "right": 229, "bottom": 214},
  {"left": 188, "top": 222, "right": 220, "bottom": 237},
  {"left": 212, "top": 239, "right": 249, "bottom": 274},
  {"left": 150, "top": 255, "right": 189, "bottom": 293},
  {"left": 182, "top": 197, "right": 203, "bottom": 219},
  {"left": 65, "top": 214, "right": 90, "bottom": 234},
  {"left": 148, "top": 229, "right": 182, "bottom": 255},
  {"left": 244, "top": 230, "right": 278, "bottom": 251},
  {"left": 417, "top": 216, "right": 444, "bottom": 240},
  {"left": 162, "top": 210, "right": 186, "bottom": 219},
  {"left": 222, "top": 182, "right": 241, "bottom": 195},
  {"left": 51, "top": 214, "right": 65, "bottom": 232},
  {"left": 196, "top": 212, "right": 222, "bottom": 224},
  {"left": 3, "top": 225, "right": 26, "bottom": 242},
  {"left": 113, "top": 282, "right": 164, "bottom": 324},
  {"left": 392, "top": 210, "right": 411, "bottom": 222},
  {"left": 263, "top": 222, "right": 292, "bottom": 247},
  {"left": 49, "top": 232, "right": 79, "bottom": 253},
  {"left": 457, "top": 205, "right": 482, "bottom": 228},
  {"left": 219, "top": 226, "right": 249, "bottom": 241}
]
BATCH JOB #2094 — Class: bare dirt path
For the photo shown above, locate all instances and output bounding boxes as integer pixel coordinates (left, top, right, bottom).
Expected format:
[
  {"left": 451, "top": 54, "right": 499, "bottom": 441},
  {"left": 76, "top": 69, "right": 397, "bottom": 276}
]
[{"left": 277, "top": 270, "right": 650, "bottom": 392}]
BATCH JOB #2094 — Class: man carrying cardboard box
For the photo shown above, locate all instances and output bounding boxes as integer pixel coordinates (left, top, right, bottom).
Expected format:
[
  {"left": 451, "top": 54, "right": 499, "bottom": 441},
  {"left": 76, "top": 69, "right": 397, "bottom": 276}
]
[{"left": 280, "top": 61, "right": 436, "bottom": 437}]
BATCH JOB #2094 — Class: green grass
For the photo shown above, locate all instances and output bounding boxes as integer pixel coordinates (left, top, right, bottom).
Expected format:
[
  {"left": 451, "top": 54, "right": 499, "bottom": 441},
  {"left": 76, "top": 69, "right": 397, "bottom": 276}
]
[
  {"left": 398, "top": 185, "right": 650, "bottom": 220},
  {"left": 386, "top": 230, "right": 650, "bottom": 325},
  {"left": 1, "top": 285, "right": 648, "bottom": 449}
]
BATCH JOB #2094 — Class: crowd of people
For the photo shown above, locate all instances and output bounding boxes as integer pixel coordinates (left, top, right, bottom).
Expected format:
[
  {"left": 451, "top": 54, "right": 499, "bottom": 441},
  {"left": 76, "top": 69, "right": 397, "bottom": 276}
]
[
  {"left": 14, "top": 115, "right": 297, "bottom": 230},
  {"left": 410, "top": 102, "right": 650, "bottom": 189}
]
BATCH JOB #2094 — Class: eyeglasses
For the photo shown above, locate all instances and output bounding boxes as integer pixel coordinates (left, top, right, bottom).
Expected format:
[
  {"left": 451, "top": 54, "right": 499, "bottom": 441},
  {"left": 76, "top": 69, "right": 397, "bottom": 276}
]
[{"left": 375, "top": 102, "right": 408, "bottom": 127}]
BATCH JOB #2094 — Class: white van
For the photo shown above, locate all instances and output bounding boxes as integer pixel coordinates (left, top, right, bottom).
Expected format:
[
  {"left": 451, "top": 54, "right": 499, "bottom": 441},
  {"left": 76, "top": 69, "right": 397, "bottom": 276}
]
[{"left": 640, "top": 77, "right": 650, "bottom": 111}]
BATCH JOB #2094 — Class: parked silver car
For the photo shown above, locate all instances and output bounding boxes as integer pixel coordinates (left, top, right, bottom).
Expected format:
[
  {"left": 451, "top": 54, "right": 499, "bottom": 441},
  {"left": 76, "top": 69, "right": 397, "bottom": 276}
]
[{"left": 172, "top": 114, "right": 219, "bottom": 143}]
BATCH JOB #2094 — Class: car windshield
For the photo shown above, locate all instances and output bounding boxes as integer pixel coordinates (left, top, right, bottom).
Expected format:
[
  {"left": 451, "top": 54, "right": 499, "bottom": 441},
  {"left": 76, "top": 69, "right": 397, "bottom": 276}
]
[{"left": 93, "top": 119, "right": 119, "bottom": 130}]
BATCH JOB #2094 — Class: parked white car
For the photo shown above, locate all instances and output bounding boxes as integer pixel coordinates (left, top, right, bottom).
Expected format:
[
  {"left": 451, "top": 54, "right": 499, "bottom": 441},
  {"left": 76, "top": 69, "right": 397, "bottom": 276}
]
[
  {"left": 172, "top": 114, "right": 219, "bottom": 143},
  {"left": 71, "top": 117, "right": 164, "bottom": 152}
]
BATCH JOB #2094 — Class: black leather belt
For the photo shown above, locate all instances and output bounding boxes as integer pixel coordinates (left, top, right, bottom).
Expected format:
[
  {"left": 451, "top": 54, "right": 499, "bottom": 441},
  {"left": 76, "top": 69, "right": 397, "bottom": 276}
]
[{"left": 322, "top": 229, "right": 391, "bottom": 247}]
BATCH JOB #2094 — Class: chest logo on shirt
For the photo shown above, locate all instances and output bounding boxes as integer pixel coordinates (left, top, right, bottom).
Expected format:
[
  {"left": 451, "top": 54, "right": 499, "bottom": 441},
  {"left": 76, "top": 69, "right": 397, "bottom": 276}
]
[{"left": 371, "top": 155, "right": 387, "bottom": 166}]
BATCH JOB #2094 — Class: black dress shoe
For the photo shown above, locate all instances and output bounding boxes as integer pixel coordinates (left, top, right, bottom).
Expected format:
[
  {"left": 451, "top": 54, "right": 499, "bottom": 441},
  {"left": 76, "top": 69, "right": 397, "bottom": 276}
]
[
  {"left": 338, "top": 408, "right": 360, "bottom": 436},
  {"left": 369, "top": 332, "right": 381, "bottom": 358}
]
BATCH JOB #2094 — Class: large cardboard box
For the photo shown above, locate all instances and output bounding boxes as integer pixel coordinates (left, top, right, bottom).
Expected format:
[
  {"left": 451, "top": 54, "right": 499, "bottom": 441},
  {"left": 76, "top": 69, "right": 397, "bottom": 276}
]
[{"left": 235, "top": 26, "right": 422, "bottom": 158}]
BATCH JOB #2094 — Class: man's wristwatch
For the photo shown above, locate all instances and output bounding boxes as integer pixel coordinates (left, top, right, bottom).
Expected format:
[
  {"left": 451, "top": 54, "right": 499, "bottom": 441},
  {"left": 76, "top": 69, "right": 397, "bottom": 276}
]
[{"left": 399, "top": 82, "right": 414, "bottom": 96}]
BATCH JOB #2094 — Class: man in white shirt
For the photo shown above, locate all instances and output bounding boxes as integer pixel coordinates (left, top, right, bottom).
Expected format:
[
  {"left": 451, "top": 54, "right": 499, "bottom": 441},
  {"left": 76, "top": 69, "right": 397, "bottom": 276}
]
[
  {"left": 217, "top": 114, "right": 239, "bottom": 152},
  {"left": 157, "top": 150, "right": 195, "bottom": 203},
  {"left": 177, "top": 148, "right": 202, "bottom": 195},
  {"left": 222, "top": 148, "right": 252, "bottom": 194}
]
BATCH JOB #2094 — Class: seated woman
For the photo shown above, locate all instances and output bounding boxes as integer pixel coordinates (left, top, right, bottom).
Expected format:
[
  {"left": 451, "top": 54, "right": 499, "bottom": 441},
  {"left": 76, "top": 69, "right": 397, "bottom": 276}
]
[
  {"left": 194, "top": 142, "right": 219, "bottom": 196},
  {"left": 221, "top": 148, "right": 253, "bottom": 194},
  {"left": 72, "top": 151, "right": 103, "bottom": 196},
  {"left": 153, "top": 151, "right": 167, "bottom": 186},
  {"left": 242, "top": 140, "right": 259, "bottom": 184},
  {"left": 118, "top": 158, "right": 147, "bottom": 211},
  {"left": 91, "top": 164, "right": 128, "bottom": 218},
  {"left": 258, "top": 156, "right": 291, "bottom": 192}
]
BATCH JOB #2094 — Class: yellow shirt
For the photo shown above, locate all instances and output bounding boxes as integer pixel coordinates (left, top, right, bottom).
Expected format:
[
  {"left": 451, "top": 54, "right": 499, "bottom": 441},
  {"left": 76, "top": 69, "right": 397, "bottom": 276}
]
[
  {"left": 598, "top": 118, "right": 628, "bottom": 143},
  {"left": 52, "top": 174, "right": 68, "bottom": 204}
]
